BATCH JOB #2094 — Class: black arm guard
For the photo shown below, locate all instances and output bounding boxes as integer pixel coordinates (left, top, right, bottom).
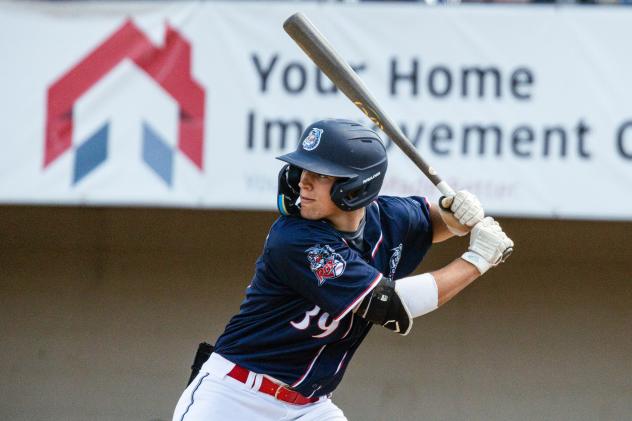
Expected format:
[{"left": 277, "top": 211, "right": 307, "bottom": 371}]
[
  {"left": 277, "top": 164, "right": 302, "bottom": 216},
  {"left": 356, "top": 277, "right": 413, "bottom": 335}
]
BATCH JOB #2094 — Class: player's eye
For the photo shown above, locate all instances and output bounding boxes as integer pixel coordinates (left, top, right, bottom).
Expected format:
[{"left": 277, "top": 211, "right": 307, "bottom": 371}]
[
  {"left": 315, "top": 173, "right": 333, "bottom": 181},
  {"left": 303, "top": 170, "right": 333, "bottom": 182}
]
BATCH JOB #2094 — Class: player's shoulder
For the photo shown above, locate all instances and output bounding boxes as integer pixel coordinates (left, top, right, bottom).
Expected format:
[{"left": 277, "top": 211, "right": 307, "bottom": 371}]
[
  {"left": 267, "top": 215, "right": 341, "bottom": 251},
  {"left": 375, "top": 195, "right": 430, "bottom": 216}
]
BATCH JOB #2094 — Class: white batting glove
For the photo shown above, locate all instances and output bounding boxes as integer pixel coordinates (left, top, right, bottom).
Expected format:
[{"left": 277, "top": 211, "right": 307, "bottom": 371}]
[
  {"left": 461, "top": 217, "right": 514, "bottom": 274},
  {"left": 439, "top": 190, "right": 485, "bottom": 236}
]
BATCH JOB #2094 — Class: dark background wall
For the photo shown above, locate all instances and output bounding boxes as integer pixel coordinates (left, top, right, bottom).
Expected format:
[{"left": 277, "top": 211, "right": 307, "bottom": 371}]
[{"left": 1, "top": 206, "right": 630, "bottom": 421}]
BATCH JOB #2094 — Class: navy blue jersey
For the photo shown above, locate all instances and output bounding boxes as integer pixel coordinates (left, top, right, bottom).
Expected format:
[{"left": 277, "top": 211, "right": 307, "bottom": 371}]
[{"left": 213, "top": 196, "right": 433, "bottom": 397}]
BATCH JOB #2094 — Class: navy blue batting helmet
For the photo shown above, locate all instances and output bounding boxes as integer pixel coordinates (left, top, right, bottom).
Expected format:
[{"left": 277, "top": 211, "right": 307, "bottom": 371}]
[{"left": 276, "top": 119, "right": 388, "bottom": 213}]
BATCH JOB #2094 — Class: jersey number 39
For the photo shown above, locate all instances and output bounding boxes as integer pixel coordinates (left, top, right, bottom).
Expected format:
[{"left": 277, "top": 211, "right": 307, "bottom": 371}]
[{"left": 291, "top": 305, "right": 339, "bottom": 338}]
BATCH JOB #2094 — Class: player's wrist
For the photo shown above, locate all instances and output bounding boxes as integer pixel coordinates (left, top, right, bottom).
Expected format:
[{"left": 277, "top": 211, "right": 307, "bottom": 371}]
[
  {"left": 463, "top": 217, "right": 514, "bottom": 275},
  {"left": 439, "top": 209, "right": 469, "bottom": 237},
  {"left": 460, "top": 251, "right": 491, "bottom": 274}
]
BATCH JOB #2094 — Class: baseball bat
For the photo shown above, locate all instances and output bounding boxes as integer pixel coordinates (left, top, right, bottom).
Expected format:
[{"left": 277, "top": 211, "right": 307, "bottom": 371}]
[{"left": 283, "top": 12, "right": 455, "bottom": 200}]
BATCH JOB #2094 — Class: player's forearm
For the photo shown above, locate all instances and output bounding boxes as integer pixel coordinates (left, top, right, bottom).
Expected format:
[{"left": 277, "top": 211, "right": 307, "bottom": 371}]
[
  {"left": 431, "top": 258, "right": 481, "bottom": 306},
  {"left": 391, "top": 259, "right": 479, "bottom": 320},
  {"left": 430, "top": 206, "right": 456, "bottom": 243}
]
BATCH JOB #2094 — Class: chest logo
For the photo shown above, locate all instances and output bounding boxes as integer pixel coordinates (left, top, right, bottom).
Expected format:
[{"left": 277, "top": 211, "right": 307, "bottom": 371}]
[
  {"left": 389, "top": 244, "right": 403, "bottom": 278},
  {"left": 302, "top": 128, "right": 324, "bottom": 151},
  {"left": 306, "top": 245, "right": 346, "bottom": 286}
]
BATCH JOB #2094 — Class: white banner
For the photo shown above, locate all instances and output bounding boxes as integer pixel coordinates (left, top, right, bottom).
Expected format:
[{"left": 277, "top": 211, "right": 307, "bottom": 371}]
[{"left": 1, "top": 1, "right": 632, "bottom": 219}]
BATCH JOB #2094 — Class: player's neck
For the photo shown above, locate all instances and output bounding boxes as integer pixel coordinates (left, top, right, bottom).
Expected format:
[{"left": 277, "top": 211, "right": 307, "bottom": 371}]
[{"left": 326, "top": 207, "right": 365, "bottom": 233}]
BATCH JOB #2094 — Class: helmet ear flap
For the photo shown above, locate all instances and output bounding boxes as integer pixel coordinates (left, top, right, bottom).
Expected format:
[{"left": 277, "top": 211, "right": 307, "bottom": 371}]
[
  {"left": 286, "top": 165, "right": 302, "bottom": 194},
  {"left": 330, "top": 165, "right": 386, "bottom": 211},
  {"left": 331, "top": 177, "right": 363, "bottom": 211},
  {"left": 277, "top": 164, "right": 301, "bottom": 216}
]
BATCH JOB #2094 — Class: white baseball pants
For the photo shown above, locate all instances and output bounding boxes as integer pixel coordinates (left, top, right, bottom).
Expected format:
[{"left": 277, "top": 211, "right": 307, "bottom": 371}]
[{"left": 172, "top": 353, "right": 347, "bottom": 421}]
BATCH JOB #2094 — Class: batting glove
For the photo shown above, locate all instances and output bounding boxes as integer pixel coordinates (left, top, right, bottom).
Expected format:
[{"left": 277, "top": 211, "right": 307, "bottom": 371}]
[
  {"left": 439, "top": 190, "right": 485, "bottom": 236},
  {"left": 461, "top": 217, "right": 514, "bottom": 274}
]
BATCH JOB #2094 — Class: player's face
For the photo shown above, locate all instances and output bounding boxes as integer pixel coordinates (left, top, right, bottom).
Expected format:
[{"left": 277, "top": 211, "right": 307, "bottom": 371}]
[{"left": 298, "top": 170, "right": 340, "bottom": 221}]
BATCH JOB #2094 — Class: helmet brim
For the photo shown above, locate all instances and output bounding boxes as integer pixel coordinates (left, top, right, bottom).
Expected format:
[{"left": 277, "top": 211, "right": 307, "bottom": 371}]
[{"left": 276, "top": 151, "right": 358, "bottom": 178}]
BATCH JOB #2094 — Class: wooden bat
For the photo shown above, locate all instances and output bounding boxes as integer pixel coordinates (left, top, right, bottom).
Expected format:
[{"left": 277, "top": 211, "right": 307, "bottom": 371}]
[{"left": 283, "top": 12, "right": 456, "bottom": 200}]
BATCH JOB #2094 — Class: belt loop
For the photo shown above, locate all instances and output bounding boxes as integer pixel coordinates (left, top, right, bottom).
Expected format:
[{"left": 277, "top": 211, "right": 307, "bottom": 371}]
[
  {"left": 245, "top": 371, "right": 255, "bottom": 389},
  {"left": 252, "top": 373, "right": 263, "bottom": 391}
]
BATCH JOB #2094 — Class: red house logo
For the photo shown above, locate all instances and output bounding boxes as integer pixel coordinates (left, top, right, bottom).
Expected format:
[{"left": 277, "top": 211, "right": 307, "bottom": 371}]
[{"left": 44, "top": 20, "right": 205, "bottom": 185}]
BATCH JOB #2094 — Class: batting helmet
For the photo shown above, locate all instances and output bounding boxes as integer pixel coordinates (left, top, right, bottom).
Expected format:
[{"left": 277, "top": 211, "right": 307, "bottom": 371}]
[{"left": 276, "top": 119, "right": 388, "bottom": 213}]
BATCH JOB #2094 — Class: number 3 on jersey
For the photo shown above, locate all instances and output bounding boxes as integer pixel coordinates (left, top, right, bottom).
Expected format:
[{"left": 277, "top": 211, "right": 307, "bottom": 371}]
[{"left": 291, "top": 305, "right": 339, "bottom": 338}]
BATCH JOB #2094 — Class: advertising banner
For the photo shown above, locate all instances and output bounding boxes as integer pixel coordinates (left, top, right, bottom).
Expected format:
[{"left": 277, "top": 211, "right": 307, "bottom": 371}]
[{"left": 1, "top": 2, "right": 631, "bottom": 219}]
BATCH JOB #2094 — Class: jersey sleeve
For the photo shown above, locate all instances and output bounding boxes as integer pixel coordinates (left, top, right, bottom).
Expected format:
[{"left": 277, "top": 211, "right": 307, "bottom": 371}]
[
  {"left": 377, "top": 196, "right": 434, "bottom": 278},
  {"left": 266, "top": 222, "right": 383, "bottom": 321},
  {"left": 403, "top": 196, "right": 433, "bottom": 253}
]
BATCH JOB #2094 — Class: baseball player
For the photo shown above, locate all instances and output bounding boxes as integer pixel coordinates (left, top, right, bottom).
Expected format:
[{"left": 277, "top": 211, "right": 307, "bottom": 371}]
[{"left": 172, "top": 119, "right": 513, "bottom": 421}]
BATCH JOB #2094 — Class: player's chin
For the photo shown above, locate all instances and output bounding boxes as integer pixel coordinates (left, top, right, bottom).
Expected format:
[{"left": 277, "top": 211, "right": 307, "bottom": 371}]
[{"left": 299, "top": 206, "right": 321, "bottom": 220}]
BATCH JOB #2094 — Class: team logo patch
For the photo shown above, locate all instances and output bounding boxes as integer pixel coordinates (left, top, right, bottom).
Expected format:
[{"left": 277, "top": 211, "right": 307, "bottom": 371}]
[
  {"left": 306, "top": 245, "right": 346, "bottom": 286},
  {"left": 302, "top": 128, "right": 324, "bottom": 151},
  {"left": 389, "top": 244, "right": 403, "bottom": 278}
]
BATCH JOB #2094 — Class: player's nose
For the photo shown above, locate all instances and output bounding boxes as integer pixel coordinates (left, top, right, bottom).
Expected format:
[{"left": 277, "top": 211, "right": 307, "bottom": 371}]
[{"left": 298, "top": 170, "right": 313, "bottom": 190}]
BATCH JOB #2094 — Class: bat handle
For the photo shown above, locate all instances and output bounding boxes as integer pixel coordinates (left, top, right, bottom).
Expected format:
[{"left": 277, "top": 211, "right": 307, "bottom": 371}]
[
  {"left": 439, "top": 196, "right": 453, "bottom": 212},
  {"left": 436, "top": 180, "right": 456, "bottom": 210}
]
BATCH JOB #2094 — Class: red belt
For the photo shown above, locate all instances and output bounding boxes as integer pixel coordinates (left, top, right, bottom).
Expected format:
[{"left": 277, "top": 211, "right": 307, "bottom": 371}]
[{"left": 227, "top": 364, "right": 319, "bottom": 405}]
